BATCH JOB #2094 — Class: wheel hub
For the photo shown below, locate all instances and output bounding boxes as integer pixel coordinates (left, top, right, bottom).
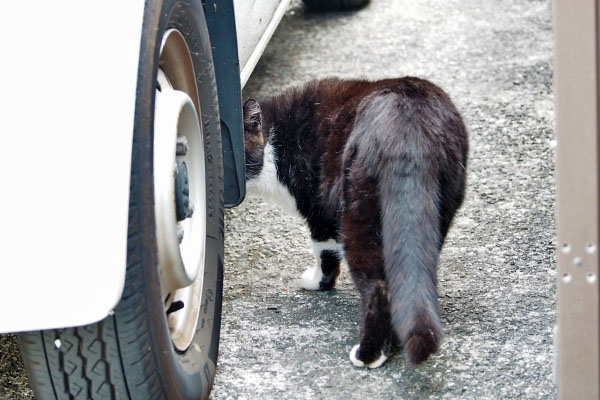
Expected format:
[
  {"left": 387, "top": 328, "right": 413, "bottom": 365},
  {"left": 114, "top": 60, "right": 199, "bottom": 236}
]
[{"left": 154, "top": 87, "right": 204, "bottom": 289}]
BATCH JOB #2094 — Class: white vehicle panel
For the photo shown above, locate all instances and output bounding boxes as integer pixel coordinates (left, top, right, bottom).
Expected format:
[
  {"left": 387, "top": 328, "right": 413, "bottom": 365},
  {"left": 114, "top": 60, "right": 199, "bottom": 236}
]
[
  {"left": 0, "top": 2, "right": 144, "bottom": 333},
  {"left": 234, "top": 0, "right": 290, "bottom": 86}
]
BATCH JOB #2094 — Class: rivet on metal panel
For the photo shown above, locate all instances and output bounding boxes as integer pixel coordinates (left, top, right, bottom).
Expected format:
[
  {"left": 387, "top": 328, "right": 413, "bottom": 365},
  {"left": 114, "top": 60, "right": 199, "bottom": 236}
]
[
  {"left": 586, "top": 243, "right": 596, "bottom": 254},
  {"left": 563, "top": 273, "right": 572, "bottom": 283},
  {"left": 562, "top": 243, "right": 571, "bottom": 253},
  {"left": 573, "top": 257, "right": 584, "bottom": 267},
  {"left": 586, "top": 273, "right": 597, "bottom": 284}
]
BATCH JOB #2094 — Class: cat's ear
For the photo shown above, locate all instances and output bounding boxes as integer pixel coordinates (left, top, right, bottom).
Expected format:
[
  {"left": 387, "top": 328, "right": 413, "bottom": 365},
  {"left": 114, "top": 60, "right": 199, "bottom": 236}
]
[{"left": 243, "top": 98, "right": 262, "bottom": 130}]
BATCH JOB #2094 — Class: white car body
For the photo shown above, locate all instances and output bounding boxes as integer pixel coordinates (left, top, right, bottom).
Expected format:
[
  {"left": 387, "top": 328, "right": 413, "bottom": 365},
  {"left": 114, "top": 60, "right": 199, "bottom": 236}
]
[{"left": 0, "top": 0, "right": 288, "bottom": 333}]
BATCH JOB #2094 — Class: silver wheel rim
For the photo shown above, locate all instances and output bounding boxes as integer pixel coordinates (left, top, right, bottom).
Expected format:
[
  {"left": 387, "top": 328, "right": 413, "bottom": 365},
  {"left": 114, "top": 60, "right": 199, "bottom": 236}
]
[{"left": 153, "top": 29, "right": 206, "bottom": 352}]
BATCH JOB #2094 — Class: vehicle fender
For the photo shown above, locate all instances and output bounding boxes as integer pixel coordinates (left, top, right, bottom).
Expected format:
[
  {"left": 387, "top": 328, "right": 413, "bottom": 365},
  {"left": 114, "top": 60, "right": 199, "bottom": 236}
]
[
  {"left": 0, "top": 1, "right": 145, "bottom": 333},
  {"left": 205, "top": 0, "right": 247, "bottom": 208},
  {"left": 207, "top": 0, "right": 290, "bottom": 208}
]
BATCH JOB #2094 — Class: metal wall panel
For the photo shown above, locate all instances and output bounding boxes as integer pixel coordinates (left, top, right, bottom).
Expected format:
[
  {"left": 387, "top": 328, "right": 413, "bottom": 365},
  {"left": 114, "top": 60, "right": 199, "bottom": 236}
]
[{"left": 555, "top": 0, "right": 600, "bottom": 397}]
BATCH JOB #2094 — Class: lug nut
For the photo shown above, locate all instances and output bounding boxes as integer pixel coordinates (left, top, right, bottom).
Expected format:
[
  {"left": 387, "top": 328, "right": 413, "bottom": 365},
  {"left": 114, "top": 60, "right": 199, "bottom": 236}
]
[{"left": 176, "top": 137, "right": 189, "bottom": 156}]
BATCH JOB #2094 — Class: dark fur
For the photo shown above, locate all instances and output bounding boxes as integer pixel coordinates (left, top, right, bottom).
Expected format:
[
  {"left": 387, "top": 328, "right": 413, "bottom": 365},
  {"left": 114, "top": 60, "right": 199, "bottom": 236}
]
[{"left": 243, "top": 77, "right": 468, "bottom": 366}]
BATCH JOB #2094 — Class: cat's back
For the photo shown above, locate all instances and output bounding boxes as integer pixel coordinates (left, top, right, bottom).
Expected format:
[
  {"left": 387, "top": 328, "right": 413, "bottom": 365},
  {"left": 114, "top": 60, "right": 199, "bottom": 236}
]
[
  {"left": 307, "top": 77, "right": 463, "bottom": 148},
  {"left": 265, "top": 77, "right": 436, "bottom": 131},
  {"left": 317, "top": 76, "right": 468, "bottom": 196},
  {"left": 264, "top": 76, "right": 467, "bottom": 168}
]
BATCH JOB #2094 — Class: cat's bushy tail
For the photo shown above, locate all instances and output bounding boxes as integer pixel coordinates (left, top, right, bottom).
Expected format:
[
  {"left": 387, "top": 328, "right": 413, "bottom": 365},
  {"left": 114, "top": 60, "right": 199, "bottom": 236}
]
[
  {"left": 377, "top": 154, "right": 442, "bottom": 364},
  {"left": 349, "top": 86, "right": 446, "bottom": 364}
]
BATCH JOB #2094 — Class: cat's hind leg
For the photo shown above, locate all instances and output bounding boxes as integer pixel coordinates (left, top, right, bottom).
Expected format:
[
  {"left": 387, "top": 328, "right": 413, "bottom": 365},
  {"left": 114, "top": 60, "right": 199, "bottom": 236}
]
[
  {"left": 342, "top": 170, "right": 392, "bottom": 368},
  {"left": 301, "top": 239, "right": 342, "bottom": 291},
  {"left": 348, "top": 280, "right": 392, "bottom": 368}
]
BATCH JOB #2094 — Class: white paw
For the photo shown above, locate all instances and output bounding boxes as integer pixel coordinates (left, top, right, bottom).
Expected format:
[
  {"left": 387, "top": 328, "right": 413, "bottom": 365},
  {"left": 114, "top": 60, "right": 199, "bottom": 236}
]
[
  {"left": 367, "top": 351, "right": 388, "bottom": 369},
  {"left": 301, "top": 267, "right": 323, "bottom": 290},
  {"left": 349, "top": 344, "right": 388, "bottom": 369},
  {"left": 350, "top": 345, "right": 365, "bottom": 367}
]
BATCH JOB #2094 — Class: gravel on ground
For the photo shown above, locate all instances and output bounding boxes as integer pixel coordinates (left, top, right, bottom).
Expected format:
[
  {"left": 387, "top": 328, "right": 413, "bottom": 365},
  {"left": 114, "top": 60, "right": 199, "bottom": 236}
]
[{"left": 212, "top": 0, "right": 556, "bottom": 398}]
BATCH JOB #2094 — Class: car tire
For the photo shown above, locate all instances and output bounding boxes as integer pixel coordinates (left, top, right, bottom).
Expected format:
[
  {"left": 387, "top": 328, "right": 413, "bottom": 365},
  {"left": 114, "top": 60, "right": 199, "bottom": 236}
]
[
  {"left": 17, "top": 1, "right": 224, "bottom": 399},
  {"left": 302, "top": 0, "right": 370, "bottom": 11}
]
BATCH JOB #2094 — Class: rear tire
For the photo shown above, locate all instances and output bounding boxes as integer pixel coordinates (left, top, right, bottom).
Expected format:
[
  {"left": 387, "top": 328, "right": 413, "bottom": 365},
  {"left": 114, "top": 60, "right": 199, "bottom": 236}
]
[
  {"left": 18, "top": 1, "right": 224, "bottom": 399},
  {"left": 302, "top": 0, "right": 370, "bottom": 11}
]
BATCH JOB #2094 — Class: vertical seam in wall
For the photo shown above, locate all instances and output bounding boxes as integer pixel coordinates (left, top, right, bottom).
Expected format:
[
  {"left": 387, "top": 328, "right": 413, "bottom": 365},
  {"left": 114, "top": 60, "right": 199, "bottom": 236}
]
[{"left": 595, "top": 0, "right": 600, "bottom": 387}]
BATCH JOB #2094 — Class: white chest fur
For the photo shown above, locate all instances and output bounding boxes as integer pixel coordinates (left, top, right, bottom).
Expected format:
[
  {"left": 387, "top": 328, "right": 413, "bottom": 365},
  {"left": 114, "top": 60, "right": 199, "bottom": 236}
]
[{"left": 246, "top": 141, "right": 302, "bottom": 218}]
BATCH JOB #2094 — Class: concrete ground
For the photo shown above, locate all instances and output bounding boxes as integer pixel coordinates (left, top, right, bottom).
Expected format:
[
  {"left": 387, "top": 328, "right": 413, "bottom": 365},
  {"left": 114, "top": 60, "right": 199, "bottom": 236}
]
[
  {"left": 0, "top": 0, "right": 555, "bottom": 399},
  {"left": 212, "top": 0, "right": 555, "bottom": 399}
]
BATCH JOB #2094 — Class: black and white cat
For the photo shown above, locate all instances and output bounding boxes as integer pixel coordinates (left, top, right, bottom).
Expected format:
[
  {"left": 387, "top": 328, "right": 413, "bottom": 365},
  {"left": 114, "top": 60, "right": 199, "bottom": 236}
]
[{"left": 243, "top": 77, "right": 468, "bottom": 367}]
